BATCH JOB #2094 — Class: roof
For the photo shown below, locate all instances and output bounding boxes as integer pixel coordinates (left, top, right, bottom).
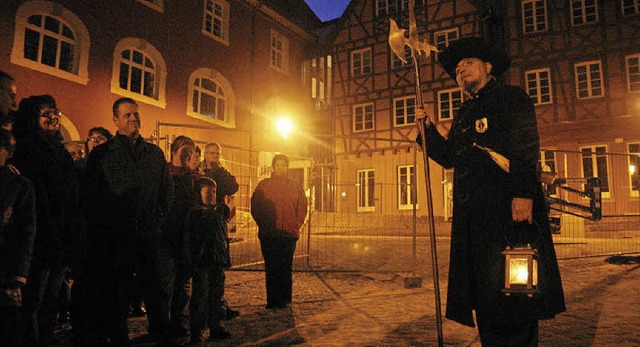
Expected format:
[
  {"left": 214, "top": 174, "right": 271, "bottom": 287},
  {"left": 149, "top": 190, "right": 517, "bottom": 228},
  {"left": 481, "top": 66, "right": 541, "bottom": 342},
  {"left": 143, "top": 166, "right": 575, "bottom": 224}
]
[{"left": 261, "top": 0, "right": 322, "bottom": 32}]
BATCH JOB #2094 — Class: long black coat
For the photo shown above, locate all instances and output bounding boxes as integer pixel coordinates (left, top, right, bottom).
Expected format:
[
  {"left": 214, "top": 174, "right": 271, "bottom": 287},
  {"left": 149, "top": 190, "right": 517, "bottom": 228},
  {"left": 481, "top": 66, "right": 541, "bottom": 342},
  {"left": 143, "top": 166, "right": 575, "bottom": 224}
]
[
  {"left": 11, "top": 131, "right": 81, "bottom": 263},
  {"left": 422, "top": 79, "right": 566, "bottom": 327}
]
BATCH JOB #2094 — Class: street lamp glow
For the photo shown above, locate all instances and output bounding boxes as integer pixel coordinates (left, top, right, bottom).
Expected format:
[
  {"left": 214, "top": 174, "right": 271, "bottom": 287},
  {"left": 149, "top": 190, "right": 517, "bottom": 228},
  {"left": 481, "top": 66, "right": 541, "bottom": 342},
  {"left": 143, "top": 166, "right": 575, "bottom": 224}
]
[
  {"left": 630, "top": 164, "right": 636, "bottom": 175},
  {"left": 275, "top": 117, "right": 293, "bottom": 140}
]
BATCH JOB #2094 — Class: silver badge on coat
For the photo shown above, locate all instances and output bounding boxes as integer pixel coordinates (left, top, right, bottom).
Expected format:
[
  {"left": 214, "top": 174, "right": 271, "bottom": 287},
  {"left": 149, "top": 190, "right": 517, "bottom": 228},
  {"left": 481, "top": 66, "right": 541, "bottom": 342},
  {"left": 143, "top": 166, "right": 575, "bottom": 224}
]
[{"left": 475, "top": 117, "right": 488, "bottom": 133}]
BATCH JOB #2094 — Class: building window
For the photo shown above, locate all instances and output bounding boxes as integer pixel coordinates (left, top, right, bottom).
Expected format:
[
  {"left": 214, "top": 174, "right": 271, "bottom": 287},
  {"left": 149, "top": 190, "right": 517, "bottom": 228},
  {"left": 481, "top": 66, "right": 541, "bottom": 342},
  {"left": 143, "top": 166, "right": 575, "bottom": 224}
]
[
  {"left": 270, "top": 30, "right": 289, "bottom": 73},
  {"left": 522, "top": 0, "right": 548, "bottom": 33},
  {"left": 398, "top": 165, "right": 417, "bottom": 210},
  {"left": 353, "top": 103, "right": 374, "bottom": 132},
  {"left": 526, "top": 68, "right": 553, "bottom": 105},
  {"left": 202, "top": 0, "right": 230, "bottom": 45},
  {"left": 111, "top": 38, "right": 167, "bottom": 108},
  {"left": 575, "top": 61, "right": 604, "bottom": 99},
  {"left": 11, "top": 1, "right": 90, "bottom": 84},
  {"left": 357, "top": 169, "right": 375, "bottom": 212},
  {"left": 376, "top": 0, "right": 423, "bottom": 16},
  {"left": 622, "top": 0, "right": 640, "bottom": 16},
  {"left": 626, "top": 54, "right": 640, "bottom": 92},
  {"left": 571, "top": 0, "right": 598, "bottom": 26},
  {"left": 437, "top": 88, "right": 463, "bottom": 121},
  {"left": 581, "top": 145, "right": 610, "bottom": 197},
  {"left": 119, "top": 49, "right": 156, "bottom": 98},
  {"left": 434, "top": 28, "right": 459, "bottom": 52},
  {"left": 629, "top": 143, "right": 640, "bottom": 196},
  {"left": 351, "top": 48, "right": 372, "bottom": 77},
  {"left": 136, "top": 0, "right": 164, "bottom": 13},
  {"left": 187, "top": 68, "right": 235, "bottom": 128},
  {"left": 392, "top": 46, "right": 412, "bottom": 69},
  {"left": 538, "top": 149, "right": 556, "bottom": 173},
  {"left": 393, "top": 96, "right": 415, "bottom": 127}
]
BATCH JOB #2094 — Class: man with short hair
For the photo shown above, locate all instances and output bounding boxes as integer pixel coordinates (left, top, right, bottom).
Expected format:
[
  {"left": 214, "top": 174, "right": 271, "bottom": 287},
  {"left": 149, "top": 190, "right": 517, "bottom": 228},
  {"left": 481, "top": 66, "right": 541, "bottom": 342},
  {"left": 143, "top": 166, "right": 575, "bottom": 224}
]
[
  {"left": 0, "top": 71, "right": 17, "bottom": 131},
  {"left": 78, "top": 97, "right": 174, "bottom": 346},
  {"left": 416, "top": 37, "right": 565, "bottom": 346}
]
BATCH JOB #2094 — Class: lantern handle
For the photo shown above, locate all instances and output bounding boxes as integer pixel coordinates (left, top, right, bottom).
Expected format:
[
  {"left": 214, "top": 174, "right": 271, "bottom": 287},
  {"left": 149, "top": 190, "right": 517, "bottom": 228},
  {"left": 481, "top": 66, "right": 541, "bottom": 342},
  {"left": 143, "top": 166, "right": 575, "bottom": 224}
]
[{"left": 502, "top": 220, "right": 543, "bottom": 249}]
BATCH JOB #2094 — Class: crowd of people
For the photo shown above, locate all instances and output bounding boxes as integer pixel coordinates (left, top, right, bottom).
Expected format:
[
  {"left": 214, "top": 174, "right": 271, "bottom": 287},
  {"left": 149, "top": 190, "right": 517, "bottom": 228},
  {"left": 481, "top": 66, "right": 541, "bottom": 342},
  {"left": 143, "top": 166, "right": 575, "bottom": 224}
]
[{"left": 0, "top": 69, "right": 309, "bottom": 347}]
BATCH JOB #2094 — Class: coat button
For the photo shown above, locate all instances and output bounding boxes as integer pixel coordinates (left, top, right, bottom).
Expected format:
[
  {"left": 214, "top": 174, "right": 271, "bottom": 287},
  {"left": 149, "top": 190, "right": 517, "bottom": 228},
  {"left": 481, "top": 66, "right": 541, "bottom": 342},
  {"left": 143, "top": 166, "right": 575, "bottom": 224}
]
[{"left": 459, "top": 193, "right": 470, "bottom": 202}]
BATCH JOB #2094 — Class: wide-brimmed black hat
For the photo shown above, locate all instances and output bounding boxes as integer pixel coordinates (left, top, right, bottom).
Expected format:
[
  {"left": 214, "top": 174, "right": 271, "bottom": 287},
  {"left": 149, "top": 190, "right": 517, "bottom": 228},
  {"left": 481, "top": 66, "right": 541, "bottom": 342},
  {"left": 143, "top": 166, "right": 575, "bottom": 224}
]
[{"left": 438, "top": 37, "right": 511, "bottom": 80}]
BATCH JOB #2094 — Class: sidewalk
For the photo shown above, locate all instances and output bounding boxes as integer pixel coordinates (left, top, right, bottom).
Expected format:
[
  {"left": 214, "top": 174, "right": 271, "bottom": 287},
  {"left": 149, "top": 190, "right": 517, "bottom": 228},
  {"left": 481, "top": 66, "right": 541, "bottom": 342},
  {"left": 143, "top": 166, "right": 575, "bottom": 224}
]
[{"left": 122, "top": 256, "right": 639, "bottom": 346}]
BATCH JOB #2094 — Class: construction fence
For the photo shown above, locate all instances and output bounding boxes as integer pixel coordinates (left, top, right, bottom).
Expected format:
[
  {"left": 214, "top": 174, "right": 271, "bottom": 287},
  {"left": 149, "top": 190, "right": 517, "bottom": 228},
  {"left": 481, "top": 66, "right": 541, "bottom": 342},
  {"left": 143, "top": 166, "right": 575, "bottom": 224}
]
[{"left": 152, "top": 123, "right": 640, "bottom": 273}]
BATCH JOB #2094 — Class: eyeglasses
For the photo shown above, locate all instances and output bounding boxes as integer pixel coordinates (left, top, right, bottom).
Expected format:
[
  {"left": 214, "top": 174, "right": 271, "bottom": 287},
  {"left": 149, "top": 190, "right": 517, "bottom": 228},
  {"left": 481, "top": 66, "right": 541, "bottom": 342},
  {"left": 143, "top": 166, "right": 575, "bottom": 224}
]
[
  {"left": 40, "top": 110, "right": 62, "bottom": 120},
  {"left": 89, "top": 135, "right": 107, "bottom": 143}
]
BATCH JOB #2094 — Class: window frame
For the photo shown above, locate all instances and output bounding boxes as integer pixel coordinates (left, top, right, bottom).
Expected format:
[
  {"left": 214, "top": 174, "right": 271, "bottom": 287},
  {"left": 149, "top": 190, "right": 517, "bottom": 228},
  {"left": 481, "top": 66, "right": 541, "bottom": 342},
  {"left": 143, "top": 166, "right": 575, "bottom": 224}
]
[
  {"left": 187, "top": 67, "right": 236, "bottom": 128},
  {"left": 525, "top": 68, "right": 553, "bottom": 105},
  {"left": 434, "top": 28, "right": 459, "bottom": 53},
  {"left": 270, "top": 29, "right": 289, "bottom": 73},
  {"left": 202, "top": 0, "right": 230, "bottom": 45},
  {"left": 625, "top": 54, "right": 640, "bottom": 93},
  {"left": 351, "top": 48, "right": 372, "bottom": 78},
  {"left": 521, "top": 0, "right": 548, "bottom": 34},
  {"left": 110, "top": 38, "right": 167, "bottom": 108},
  {"left": 357, "top": 169, "right": 375, "bottom": 212},
  {"left": 393, "top": 95, "right": 416, "bottom": 127},
  {"left": 136, "top": 0, "right": 164, "bottom": 13},
  {"left": 11, "top": 1, "right": 90, "bottom": 85},
  {"left": 353, "top": 103, "right": 375, "bottom": 133},
  {"left": 571, "top": 0, "right": 599, "bottom": 26},
  {"left": 575, "top": 60, "right": 604, "bottom": 99},
  {"left": 621, "top": 0, "right": 640, "bottom": 16},
  {"left": 580, "top": 145, "right": 611, "bottom": 198},
  {"left": 397, "top": 165, "right": 417, "bottom": 210},
  {"left": 628, "top": 142, "right": 640, "bottom": 197},
  {"left": 437, "top": 87, "right": 463, "bottom": 121}
]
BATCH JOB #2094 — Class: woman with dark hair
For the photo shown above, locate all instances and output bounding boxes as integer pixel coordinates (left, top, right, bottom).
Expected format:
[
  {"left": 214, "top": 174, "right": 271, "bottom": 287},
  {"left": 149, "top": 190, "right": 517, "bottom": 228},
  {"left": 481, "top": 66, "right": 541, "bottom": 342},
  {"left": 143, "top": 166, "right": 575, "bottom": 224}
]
[{"left": 10, "top": 95, "right": 81, "bottom": 346}]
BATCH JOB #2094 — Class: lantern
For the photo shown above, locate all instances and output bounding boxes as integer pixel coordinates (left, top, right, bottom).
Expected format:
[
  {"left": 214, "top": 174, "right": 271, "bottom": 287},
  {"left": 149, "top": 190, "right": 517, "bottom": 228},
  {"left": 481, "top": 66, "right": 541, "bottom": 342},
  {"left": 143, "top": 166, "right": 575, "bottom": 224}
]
[{"left": 502, "top": 244, "right": 539, "bottom": 297}]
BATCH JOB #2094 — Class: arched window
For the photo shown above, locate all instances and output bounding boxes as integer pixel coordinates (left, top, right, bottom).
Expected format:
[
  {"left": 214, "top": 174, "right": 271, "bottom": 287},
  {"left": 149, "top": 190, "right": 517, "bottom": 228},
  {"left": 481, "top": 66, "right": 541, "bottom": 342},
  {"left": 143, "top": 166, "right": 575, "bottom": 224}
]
[
  {"left": 111, "top": 38, "right": 167, "bottom": 108},
  {"left": 11, "top": 1, "right": 90, "bottom": 84},
  {"left": 187, "top": 68, "right": 235, "bottom": 128}
]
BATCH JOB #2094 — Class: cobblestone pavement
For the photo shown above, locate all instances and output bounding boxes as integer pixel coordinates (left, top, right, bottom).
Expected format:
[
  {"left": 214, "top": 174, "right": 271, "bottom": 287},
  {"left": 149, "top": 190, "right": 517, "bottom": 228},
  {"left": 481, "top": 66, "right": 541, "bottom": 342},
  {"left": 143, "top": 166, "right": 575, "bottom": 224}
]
[{"left": 115, "top": 255, "right": 639, "bottom": 346}]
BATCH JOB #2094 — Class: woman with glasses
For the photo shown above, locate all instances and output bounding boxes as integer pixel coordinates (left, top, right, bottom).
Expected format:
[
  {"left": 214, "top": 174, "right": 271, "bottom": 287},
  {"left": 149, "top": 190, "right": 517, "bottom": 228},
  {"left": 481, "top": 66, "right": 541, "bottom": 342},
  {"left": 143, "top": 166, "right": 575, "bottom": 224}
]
[{"left": 11, "top": 95, "right": 82, "bottom": 346}]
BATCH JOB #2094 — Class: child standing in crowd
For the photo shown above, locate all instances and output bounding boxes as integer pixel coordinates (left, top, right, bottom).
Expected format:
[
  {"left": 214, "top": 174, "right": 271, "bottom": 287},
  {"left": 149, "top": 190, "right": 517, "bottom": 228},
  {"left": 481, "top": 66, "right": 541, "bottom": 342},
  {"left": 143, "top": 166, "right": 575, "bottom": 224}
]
[{"left": 188, "top": 177, "right": 232, "bottom": 343}]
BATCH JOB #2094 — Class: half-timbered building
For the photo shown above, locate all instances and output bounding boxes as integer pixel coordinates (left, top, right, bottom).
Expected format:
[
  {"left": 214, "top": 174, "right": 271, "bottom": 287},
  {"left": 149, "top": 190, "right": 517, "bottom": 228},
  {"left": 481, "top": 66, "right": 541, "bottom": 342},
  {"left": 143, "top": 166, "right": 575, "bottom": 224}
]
[{"left": 321, "top": 0, "right": 640, "bottom": 221}]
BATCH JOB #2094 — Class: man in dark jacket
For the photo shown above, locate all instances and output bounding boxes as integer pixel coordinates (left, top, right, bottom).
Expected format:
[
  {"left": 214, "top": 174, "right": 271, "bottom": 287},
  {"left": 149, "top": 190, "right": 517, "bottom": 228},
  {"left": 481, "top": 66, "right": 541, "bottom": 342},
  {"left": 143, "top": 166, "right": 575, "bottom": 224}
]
[
  {"left": 0, "top": 129, "right": 36, "bottom": 347},
  {"left": 416, "top": 38, "right": 565, "bottom": 346},
  {"left": 201, "top": 143, "right": 239, "bottom": 206},
  {"left": 76, "top": 97, "right": 174, "bottom": 346}
]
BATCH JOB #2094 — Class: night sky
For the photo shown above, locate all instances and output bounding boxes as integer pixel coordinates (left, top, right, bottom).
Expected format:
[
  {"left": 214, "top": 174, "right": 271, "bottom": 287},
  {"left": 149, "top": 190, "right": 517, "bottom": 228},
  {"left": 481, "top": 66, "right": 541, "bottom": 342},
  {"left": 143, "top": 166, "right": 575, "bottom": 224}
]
[{"left": 304, "top": 0, "right": 350, "bottom": 22}]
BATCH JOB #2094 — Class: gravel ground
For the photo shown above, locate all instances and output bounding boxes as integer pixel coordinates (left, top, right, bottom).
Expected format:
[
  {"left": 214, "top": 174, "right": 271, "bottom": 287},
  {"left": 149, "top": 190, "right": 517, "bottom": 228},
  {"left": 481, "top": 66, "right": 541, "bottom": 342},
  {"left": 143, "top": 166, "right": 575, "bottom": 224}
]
[{"left": 101, "top": 255, "right": 640, "bottom": 346}]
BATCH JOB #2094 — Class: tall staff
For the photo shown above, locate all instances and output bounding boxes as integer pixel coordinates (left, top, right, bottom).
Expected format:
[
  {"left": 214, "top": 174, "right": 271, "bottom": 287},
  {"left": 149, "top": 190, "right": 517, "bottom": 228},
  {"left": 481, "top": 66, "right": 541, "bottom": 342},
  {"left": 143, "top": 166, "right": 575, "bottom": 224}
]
[{"left": 388, "top": 1, "right": 443, "bottom": 345}]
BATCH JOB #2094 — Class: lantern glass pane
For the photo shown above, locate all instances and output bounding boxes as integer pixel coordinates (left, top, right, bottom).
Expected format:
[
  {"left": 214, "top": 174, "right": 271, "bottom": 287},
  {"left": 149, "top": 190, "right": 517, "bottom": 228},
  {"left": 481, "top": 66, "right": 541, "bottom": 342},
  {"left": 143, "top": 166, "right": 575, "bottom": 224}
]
[
  {"left": 510, "top": 258, "right": 530, "bottom": 284},
  {"left": 533, "top": 259, "right": 538, "bottom": 286}
]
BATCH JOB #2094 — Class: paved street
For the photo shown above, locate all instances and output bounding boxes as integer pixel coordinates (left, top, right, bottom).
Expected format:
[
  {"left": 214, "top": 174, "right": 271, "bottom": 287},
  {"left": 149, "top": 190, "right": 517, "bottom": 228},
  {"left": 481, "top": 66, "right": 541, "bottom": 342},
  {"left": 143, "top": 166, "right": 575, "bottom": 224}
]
[{"left": 118, "top": 255, "right": 639, "bottom": 346}]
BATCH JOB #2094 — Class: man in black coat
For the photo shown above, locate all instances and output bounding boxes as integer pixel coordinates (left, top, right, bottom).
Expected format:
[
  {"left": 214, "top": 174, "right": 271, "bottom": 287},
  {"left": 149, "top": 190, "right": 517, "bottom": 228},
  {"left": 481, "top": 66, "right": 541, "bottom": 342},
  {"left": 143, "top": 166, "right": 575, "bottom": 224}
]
[
  {"left": 75, "top": 97, "right": 174, "bottom": 346},
  {"left": 417, "top": 37, "right": 565, "bottom": 346}
]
